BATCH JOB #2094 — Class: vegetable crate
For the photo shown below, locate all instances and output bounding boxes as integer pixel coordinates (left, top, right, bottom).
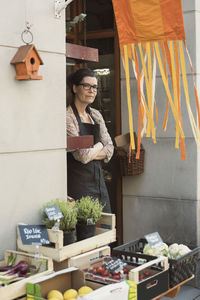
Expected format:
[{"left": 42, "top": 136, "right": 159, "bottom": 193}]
[
  {"left": 68, "top": 246, "right": 169, "bottom": 300},
  {"left": 128, "top": 256, "right": 168, "bottom": 300},
  {"left": 26, "top": 267, "right": 94, "bottom": 300},
  {"left": 53, "top": 246, "right": 111, "bottom": 272},
  {"left": 0, "top": 250, "right": 53, "bottom": 300},
  {"left": 17, "top": 213, "right": 116, "bottom": 262},
  {"left": 81, "top": 256, "right": 169, "bottom": 300},
  {"left": 65, "top": 245, "right": 110, "bottom": 268},
  {"left": 112, "top": 238, "right": 200, "bottom": 288}
]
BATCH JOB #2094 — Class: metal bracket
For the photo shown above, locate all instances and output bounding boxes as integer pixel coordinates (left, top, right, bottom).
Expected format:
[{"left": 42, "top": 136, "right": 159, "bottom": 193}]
[{"left": 55, "top": 0, "right": 73, "bottom": 19}]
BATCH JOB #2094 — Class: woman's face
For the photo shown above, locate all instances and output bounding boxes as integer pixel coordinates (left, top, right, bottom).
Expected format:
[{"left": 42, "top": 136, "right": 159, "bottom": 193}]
[{"left": 73, "top": 76, "right": 98, "bottom": 106}]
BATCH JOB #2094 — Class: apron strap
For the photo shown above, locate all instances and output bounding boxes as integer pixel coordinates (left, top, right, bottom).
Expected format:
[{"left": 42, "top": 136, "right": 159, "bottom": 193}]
[
  {"left": 86, "top": 106, "right": 98, "bottom": 124},
  {"left": 71, "top": 102, "right": 98, "bottom": 125},
  {"left": 71, "top": 102, "right": 82, "bottom": 126}
]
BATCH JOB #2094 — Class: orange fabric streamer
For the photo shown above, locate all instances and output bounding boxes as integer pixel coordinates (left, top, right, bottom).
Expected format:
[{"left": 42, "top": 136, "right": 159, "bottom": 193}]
[
  {"left": 112, "top": 0, "right": 200, "bottom": 159},
  {"left": 160, "top": 42, "right": 169, "bottom": 131},
  {"left": 132, "top": 45, "right": 142, "bottom": 159}
]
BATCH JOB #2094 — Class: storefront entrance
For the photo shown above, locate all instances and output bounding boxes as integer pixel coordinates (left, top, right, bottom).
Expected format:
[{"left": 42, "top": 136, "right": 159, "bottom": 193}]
[{"left": 66, "top": 0, "right": 123, "bottom": 244}]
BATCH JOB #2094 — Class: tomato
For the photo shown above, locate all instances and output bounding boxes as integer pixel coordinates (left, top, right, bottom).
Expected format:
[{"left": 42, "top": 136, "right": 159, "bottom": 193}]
[
  {"left": 144, "top": 271, "right": 151, "bottom": 277},
  {"left": 112, "top": 273, "right": 121, "bottom": 280},
  {"left": 139, "top": 274, "right": 145, "bottom": 281},
  {"left": 97, "top": 266, "right": 104, "bottom": 275},
  {"left": 92, "top": 268, "right": 97, "bottom": 275},
  {"left": 123, "top": 268, "right": 128, "bottom": 274},
  {"left": 102, "top": 270, "right": 109, "bottom": 277}
]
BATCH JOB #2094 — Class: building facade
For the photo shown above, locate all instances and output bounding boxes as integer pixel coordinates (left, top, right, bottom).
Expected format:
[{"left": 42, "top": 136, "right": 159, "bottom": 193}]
[{"left": 0, "top": 0, "right": 199, "bottom": 260}]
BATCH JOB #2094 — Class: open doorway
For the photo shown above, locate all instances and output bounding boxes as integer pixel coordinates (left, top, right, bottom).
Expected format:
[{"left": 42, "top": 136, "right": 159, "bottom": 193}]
[{"left": 66, "top": 0, "right": 123, "bottom": 244}]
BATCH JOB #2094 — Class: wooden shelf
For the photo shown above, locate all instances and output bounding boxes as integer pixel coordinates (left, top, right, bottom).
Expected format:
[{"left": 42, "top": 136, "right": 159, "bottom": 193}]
[
  {"left": 17, "top": 214, "right": 116, "bottom": 262},
  {"left": 66, "top": 43, "right": 99, "bottom": 62}
]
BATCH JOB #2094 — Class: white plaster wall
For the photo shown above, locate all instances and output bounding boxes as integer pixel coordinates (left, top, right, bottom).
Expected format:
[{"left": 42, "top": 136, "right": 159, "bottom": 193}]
[
  {"left": 122, "top": 0, "right": 199, "bottom": 244},
  {"left": 0, "top": 0, "right": 67, "bottom": 259}
]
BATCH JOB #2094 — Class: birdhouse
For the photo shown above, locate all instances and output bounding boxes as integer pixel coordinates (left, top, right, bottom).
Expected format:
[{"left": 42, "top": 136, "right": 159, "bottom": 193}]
[{"left": 10, "top": 44, "right": 44, "bottom": 80}]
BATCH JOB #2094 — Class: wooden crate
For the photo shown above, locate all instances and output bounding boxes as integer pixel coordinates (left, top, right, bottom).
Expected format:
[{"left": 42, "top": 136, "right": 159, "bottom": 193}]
[
  {"left": 53, "top": 246, "right": 110, "bottom": 271},
  {"left": 0, "top": 250, "right": 53, "bottom": 300},
  {"left": 17, "top": 213, "right": 116, "bottom": 262},
  {"left": 68, "top": 246, "right": 110, "bottom": 268},
  {"left": 26, "top": 267, "right": 90, "bottom": 300}
]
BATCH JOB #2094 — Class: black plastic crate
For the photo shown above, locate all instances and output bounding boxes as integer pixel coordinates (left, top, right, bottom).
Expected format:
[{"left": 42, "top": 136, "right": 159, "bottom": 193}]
[
  {"left": 112, "top": 238, "right": 200, "bottom": 288},
  {"left": 127, "top": 255, "right": 169, "bottom": 300}
]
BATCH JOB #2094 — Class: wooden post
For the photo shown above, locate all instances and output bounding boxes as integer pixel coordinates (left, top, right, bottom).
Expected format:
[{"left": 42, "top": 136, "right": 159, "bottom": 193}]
[{"left": 114, "top": 18, "right": 123, "bottom": 245}]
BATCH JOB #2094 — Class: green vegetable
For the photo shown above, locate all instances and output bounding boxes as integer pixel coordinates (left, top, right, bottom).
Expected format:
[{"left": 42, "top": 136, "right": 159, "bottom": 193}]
[
  {"left": 7, "top": 253, "right": 16, "bottom": 266},
  {"left": 41, "top": 198, "right": 77, "bottom": 233},
  {"left": 75, "top": 196, "right": 104, "bottom": 224},
  {"left": 0, "top": 261, "right": 29, "bottom": 286}
]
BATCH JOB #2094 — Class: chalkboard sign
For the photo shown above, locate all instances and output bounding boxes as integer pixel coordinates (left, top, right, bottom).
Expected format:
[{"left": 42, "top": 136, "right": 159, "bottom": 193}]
[
  {"left": 18, "top": 225, "right": 50, "bottom": 245},
  {"left": 44, "top": 205, "right": 63, "bottom": 221},
  {"left": 145, "top": 232, "right": 163, "bottom": 249}
]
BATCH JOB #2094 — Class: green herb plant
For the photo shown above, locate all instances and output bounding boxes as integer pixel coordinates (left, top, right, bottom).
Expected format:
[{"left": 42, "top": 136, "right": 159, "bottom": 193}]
[
  {"left": 42, "top": 198, "right": 77, "bottom": 233},
  {"left": 75, "top": 196, "right": 104, "bottom": 224}
]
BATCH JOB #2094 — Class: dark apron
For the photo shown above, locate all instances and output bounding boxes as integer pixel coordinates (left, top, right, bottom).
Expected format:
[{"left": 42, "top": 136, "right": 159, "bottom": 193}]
[{"left": 67, "top": 103, "right": 111, "bottom": 213}]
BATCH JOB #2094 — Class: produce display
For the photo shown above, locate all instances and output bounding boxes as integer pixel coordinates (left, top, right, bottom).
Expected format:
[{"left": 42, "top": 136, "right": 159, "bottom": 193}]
[
  {"left": 0, "top": 252, "right": 46, "bottom": 287},
  {"left": 0, "top": 260, "right": 29, "bottom": 286},
  {"left": 83, "top": 257, "right": 129, "bottom": 284},
  {"left": 47, "top": 286, "right": 93, "bottom": 300},
  {"left": 48, "top": 289, "right": 64, "bottom": 300},
  {"left": 138, "top": 270, "right": 152, "bottom": 282},
  {"left": 143, "top": 242, "right": 191, "bottom": 259}
]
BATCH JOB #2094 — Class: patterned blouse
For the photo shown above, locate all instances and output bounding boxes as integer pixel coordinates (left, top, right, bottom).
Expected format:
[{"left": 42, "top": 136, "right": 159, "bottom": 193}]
[{"left": 66, "top": 105, "right": 114, "bottom": 164}]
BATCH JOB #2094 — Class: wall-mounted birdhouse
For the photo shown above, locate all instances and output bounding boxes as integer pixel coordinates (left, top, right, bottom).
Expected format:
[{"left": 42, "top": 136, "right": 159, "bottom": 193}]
[{"left": 10, "top": 44, "right": 44, "bottom": 80}]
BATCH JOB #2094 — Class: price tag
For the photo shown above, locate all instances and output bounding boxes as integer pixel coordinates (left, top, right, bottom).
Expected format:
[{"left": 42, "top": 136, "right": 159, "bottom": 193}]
[
  {"left": 145, "top": 232, "right": 163, "bottom": 249},
  {"left": 18, "top": 225, "right": 50, "bottom": 245},
  {"left": 44, "top": 205, "right": 63, "bottom": 221},
  {"left": 87, "top": 218, "right": 94, "bottom": 225},
  {"left": 103, "top": 258, "right": 127, "bottom": 274}
]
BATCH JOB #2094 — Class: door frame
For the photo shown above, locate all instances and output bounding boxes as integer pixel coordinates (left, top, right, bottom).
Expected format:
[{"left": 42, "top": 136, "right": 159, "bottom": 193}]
[{"left": 66, "top": 0, "right": 123, "bottom": 244}]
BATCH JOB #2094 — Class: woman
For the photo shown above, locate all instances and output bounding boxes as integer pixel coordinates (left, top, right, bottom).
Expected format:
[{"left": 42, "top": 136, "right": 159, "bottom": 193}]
[{"left": 66, "top": 68, "right": 114, "bottom": 213}]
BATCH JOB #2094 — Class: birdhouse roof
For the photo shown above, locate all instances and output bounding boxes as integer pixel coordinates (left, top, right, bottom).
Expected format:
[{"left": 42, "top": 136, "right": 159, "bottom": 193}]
[{"left": 10, "top": 44, "right": 44, "bottom": 65}]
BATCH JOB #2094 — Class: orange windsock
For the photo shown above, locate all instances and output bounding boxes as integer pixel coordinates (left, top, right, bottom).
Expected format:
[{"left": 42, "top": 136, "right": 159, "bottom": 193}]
[{"left": 112, "top": 0, "right": 200, "bottom": 159}]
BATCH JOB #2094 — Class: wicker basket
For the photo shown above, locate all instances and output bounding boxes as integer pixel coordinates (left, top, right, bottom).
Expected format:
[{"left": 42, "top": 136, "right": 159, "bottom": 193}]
[
  {"left": 117, "top": 147, "right": 145, "bottom": 176},
  {"left": 112, "top": 238, "right": 200, "bottom": 288},
  {"left": 115, "top": 132, "right": 145, "bottom": 176}
]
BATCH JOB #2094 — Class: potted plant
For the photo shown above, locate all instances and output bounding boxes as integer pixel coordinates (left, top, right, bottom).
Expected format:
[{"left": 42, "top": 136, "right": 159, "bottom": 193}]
[
  {"left": 75, "top": 196, "right": 104, "bottom": 241},
  {"left": 41, "top": 198, "right": 77, "bottom": 246}
]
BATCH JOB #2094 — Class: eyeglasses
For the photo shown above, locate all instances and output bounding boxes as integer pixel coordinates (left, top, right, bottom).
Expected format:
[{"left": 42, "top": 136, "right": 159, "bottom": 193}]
[{"left": 79, "top": 83, "right": 98, "bottom": 92}]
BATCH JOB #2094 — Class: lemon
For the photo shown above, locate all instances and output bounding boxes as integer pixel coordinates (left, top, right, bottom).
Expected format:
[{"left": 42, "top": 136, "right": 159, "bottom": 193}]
[
  {"left": 78, "top": 286, "right": 93, "bottom": 296},
  {"left": 47, "top": 289, "right": 64, "bottom": 300},
  {"left": 64, "top": 288, "right": 78, "bottom": 299}
]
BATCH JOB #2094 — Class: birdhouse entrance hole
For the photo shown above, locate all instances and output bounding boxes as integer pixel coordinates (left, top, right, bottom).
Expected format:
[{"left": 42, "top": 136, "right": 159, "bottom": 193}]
[{"left": 30, "top": 57, "right": 35, "bottom": 65}]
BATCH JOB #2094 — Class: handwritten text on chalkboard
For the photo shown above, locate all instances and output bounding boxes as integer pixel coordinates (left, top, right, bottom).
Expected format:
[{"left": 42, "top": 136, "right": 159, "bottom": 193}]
[
  {"left": 145, "top": 232, "right": 163, "bottom": 249},
  {"left": 18, "top": 225, "right": 50, "bottom": 245},
  {"left": 44, "top": 205, "right": 63, "bottom": 221}
]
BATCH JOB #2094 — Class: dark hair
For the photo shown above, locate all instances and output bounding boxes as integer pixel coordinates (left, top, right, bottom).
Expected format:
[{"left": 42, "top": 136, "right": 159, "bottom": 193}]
[{"left": 67, "top": 68, "right": 96, "bottom": 95}]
